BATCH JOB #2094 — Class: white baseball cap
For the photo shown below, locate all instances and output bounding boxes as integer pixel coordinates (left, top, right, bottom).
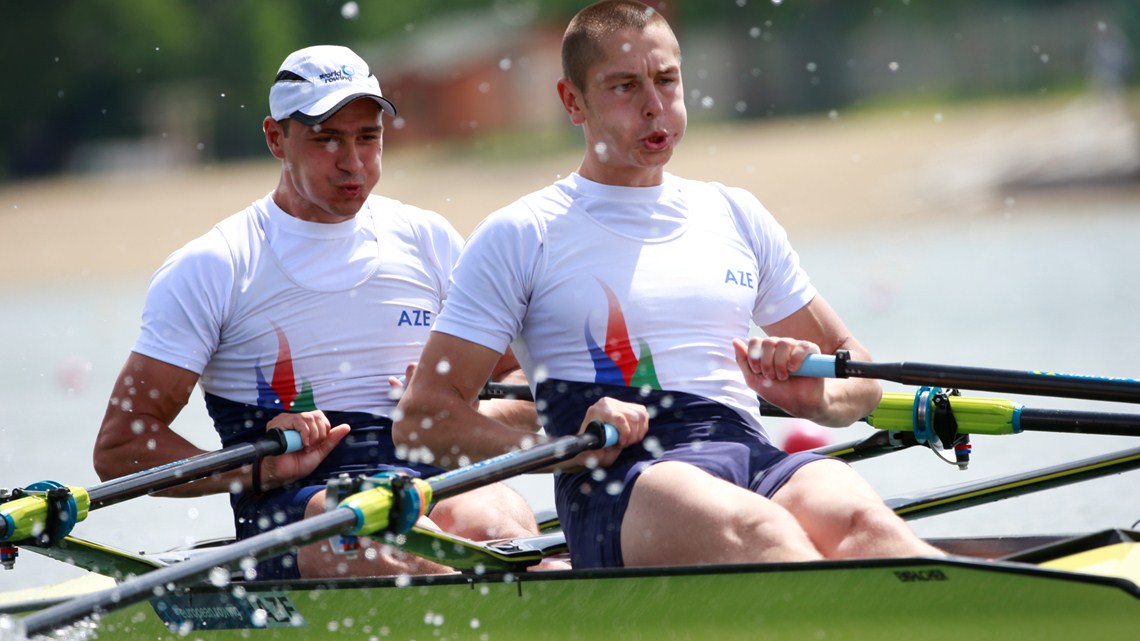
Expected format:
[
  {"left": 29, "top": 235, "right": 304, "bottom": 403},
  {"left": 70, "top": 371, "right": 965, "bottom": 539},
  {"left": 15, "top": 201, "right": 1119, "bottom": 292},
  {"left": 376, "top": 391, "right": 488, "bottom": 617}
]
[{"left": 269, "top": 45, "right": 397, "bottom": 125}]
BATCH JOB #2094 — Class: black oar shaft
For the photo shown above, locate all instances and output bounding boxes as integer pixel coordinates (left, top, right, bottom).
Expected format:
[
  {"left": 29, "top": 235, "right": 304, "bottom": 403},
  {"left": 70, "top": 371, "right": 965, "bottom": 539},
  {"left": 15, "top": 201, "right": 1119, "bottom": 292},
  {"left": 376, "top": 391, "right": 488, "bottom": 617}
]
[
  {"left": 888, "top": 445, "right": 1140, "bottom": 519},
  {"left": 86, "top": 430, "right": 293, "bottom": 509},
  {"left": 482, "top": 383, "right": 1140, "bottom": 439},
  {"left": 1017, "top": 408, "right": 1140, "bottom": 437},
  {"left": 19, "top": 426, "right": 613, "bottom": 638},
  {"left": 18, "top": 509, "right": 354, "bottom": 637},
  {"left": 430, "top": 421, "right": 612, "bottom": 498},
  {"left": 838, "top": 358, "right": 1140, "bottom": 405}
]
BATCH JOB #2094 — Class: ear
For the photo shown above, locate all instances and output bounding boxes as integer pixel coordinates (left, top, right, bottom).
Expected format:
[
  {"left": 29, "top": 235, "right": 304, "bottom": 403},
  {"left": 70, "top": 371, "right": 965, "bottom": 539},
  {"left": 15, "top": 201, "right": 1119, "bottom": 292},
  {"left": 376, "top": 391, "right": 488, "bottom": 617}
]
[
  {"left": 263, "top": 116, "right": 286, "bottom": 160},
  {"left": 556, "top": 78, "right": 587, "bottom": 126}
]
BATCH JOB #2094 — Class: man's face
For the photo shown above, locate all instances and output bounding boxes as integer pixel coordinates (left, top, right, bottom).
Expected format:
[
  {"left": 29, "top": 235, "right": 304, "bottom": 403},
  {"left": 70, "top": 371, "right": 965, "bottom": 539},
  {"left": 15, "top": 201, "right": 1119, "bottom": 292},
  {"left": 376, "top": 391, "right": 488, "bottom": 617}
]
[
  {"left": 269, "top": 98, "right": 384, "bottom": 223},
  {"left": 565, "top": 23, "right": 687, "bottom": 187}
]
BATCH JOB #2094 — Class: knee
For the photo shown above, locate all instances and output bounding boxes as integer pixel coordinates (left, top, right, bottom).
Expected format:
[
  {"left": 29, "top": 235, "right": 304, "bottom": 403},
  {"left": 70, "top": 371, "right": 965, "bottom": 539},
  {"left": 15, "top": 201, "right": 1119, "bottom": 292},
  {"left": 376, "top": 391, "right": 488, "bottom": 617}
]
[
  {"left": 844, "top": 502, "right": 904, "bottom": 538},
  {"left": 433, "top": 484, "right": 538, "bottom": 540},
  {"left": 723, "top": 507, "right": 822, "bottom": 563}
]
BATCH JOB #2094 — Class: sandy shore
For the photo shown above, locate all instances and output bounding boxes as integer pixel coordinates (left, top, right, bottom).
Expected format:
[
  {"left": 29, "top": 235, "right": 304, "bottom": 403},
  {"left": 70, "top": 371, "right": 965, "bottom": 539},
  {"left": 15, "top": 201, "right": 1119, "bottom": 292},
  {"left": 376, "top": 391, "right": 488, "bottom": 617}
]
[{"left": 3, "top": 94, "right": 1138, "bottom": 287}]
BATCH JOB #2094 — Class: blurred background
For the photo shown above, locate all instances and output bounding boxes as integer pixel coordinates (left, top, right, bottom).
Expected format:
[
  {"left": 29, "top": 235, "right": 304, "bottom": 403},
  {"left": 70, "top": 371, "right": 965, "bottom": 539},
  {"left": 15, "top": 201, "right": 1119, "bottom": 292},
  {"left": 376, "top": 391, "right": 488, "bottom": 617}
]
[
  {"left": 3, "top": 0, "right": 1140, "bottom": 593},
  {"left": 1, "top": 0, "right": 1137, "bottom": 180}
]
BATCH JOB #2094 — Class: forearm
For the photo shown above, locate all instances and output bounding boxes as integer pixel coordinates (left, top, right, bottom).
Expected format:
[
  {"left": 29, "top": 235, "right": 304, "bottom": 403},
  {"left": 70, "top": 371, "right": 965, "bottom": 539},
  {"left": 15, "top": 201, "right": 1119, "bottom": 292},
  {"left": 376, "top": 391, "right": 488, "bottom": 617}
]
[
  {"left": 478, "top": 398, "right": 540, "bottom": 432},
  {"left": 396, "top": 388, "right": 547, "bottom": 469},
  {"left": 813, "top": 377, "right": 883, "bottom": 427},
  {"left": 94, "top": 414, "right": 250, "bottom": 497}
]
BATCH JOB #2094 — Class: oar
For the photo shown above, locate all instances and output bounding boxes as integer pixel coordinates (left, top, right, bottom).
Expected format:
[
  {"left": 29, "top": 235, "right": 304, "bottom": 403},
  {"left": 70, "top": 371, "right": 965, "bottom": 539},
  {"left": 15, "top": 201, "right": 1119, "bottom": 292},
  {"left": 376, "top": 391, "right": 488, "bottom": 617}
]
[
  {"left": 480, "top": 383, "right": 1140, "bottom": 439},
  {"left": 888, "top": 444, "right": 1140, "bottom": 519},
  {"left": 796, "top": 350, "right": 1140, "bottom": 404},
  {"left": 12, "top": 422, "right": 618, "bottom": 638},
  {"left": 0, "top": 430, "right": 302, "bottom": 549}
]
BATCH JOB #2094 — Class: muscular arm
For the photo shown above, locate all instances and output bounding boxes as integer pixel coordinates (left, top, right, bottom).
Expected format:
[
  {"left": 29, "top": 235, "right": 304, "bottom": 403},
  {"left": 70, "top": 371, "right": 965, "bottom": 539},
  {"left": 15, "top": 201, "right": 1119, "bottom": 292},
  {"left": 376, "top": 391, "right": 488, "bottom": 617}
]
[
  {"left": 739, "top": 295, "right": 881, "bottom": 427},
  {"left": 395, "top": 334, "right": 541, "bottom": 469},
  {"left": 396, "top": 333, "right": 644, "bottom": 470},
  {"left": 479, "top": 348, "right": 540, "bottom": 431},
  {"left": 95, "top": 352, "right": 348, "bottom": 495},
  {"left": 94, "top": 352, "right": 249, "bottom": 496}
]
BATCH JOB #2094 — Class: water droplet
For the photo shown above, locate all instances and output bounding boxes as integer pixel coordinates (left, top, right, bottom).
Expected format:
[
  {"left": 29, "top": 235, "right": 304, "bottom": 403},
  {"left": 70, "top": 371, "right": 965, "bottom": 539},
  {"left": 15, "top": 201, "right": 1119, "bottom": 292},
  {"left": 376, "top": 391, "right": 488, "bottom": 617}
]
[
  {"left": 644, "top": 435, "right": 664, "bottom": 457},
  {"left": 207, "top": 566, "right": 231, "bottom": 587}
]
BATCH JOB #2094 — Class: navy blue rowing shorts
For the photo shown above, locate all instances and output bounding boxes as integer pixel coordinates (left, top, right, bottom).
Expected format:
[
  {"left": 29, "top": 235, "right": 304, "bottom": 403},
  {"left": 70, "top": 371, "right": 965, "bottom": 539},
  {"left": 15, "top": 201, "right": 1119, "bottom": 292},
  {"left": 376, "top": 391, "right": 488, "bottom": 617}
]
[{"left": 539, "top": 380, "right": 833, "bottom": 569}]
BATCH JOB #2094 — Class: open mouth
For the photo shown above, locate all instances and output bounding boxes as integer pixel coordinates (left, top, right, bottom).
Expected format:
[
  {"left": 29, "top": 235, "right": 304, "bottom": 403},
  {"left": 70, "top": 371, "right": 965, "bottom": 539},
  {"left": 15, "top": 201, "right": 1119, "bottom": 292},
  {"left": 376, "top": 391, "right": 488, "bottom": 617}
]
[{"left": 643, "top": 131, "right": 669, "bottom": 150}]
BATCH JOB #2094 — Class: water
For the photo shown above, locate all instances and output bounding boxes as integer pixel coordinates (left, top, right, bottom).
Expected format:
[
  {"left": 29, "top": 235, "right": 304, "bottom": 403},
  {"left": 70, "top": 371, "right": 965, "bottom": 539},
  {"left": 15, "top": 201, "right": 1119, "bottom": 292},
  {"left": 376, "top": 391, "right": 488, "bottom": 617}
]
[{"left": 2, "top": 201, "right": 1139, "bottom": 592}]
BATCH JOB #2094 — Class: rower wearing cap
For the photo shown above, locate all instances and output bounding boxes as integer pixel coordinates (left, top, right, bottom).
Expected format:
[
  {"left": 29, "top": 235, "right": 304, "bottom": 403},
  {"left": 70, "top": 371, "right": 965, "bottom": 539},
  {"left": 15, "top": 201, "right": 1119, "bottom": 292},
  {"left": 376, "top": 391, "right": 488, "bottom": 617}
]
[{"left": 94, "top": 44, "right": 541, "bottom": 581}]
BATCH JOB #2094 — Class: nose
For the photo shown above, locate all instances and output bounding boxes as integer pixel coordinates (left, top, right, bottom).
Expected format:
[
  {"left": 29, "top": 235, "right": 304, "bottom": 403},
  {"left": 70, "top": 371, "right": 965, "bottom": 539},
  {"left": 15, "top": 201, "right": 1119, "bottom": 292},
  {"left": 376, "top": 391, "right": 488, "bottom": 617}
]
[
  {"left": 643, "top": 85, "right": 664, "bottom": 119},
  {"left": 336, "top": 140, "right": 366, "bottom": 173}
]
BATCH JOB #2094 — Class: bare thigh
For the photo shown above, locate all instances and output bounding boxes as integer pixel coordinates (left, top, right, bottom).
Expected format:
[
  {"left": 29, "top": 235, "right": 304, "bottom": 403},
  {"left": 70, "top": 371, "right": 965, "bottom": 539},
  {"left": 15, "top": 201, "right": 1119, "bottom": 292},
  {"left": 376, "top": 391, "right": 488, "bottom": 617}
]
[{"left": 620, "top": 461, "right": 822, "bottom": 566}]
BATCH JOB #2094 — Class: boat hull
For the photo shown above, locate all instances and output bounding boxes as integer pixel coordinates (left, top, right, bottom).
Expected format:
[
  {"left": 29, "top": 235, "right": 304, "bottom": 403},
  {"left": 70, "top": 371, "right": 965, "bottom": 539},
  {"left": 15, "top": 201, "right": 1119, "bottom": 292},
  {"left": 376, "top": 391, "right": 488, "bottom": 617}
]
[{"left": 10, "top": 554, "right": 1137, "bottom": 640}]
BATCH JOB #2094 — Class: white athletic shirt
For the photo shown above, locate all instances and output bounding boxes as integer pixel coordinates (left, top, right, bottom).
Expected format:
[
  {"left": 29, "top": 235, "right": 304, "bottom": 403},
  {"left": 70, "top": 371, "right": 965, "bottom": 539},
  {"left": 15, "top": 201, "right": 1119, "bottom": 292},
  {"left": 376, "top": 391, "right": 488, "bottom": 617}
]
[
  {"left": 433, "top": 173, "right": 816, "bottom": 431},
  {"left": 133, "top": 193, "right": 462, "bottom": 416}
]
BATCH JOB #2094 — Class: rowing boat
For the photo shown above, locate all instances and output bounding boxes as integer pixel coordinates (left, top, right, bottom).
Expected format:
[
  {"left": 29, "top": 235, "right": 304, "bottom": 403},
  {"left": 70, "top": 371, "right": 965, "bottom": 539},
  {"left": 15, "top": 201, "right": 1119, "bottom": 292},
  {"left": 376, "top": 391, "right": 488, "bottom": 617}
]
[
  {"left": 2, "top": 354, "right": 1139, "bottom": 639},
  {"left": 1, "top": 524, "right": 1138, "bottom": 640}
]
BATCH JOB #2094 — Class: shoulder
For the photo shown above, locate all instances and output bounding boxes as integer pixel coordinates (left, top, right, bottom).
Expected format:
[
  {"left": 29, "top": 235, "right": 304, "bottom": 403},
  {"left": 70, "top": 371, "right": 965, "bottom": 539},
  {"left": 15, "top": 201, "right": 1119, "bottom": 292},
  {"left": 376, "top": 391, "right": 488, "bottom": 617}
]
[
  {"left": 366, "top": 195, "right": 462, "bottom": 244},
  {"left": 166, "top": 215, "right": 244, "bottom": 273},
  {"left": 678, "top": 177, "right": 778, "bottom": 231},
  {"left": 669, "top": 175, "right": 762, "bottom": 210},
  {"left": 468, "top": 184, "right": 560, "bottom": 242},
  {"left": 150, "top": 201, "right": 268, "bottom": 288}
]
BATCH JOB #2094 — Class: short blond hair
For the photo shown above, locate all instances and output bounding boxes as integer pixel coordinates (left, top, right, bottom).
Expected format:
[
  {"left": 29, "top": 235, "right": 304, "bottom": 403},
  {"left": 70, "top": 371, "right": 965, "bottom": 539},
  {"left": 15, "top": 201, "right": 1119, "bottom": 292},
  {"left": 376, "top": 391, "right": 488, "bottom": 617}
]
[{"left": 561, "top": 0, "right": 675, "bottom": 93}]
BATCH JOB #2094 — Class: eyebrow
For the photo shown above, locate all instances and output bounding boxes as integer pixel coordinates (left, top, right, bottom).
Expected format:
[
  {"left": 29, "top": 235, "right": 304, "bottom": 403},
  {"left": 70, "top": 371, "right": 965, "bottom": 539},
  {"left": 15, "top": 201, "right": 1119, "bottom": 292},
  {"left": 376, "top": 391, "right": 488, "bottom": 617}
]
[
  {"left": 598, "top": 64, "right": 680, "bottom": 83},
  {"left": 304, "top": 123, "right": 383, "bottom": 136}
]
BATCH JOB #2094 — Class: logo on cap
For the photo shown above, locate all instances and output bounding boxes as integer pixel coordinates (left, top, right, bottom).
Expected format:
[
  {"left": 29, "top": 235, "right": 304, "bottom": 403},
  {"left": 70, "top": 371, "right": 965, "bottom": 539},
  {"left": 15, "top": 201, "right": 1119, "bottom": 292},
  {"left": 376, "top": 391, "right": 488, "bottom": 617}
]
[{"left": 318, "top": 65, "right": 357, "bottom": 84}]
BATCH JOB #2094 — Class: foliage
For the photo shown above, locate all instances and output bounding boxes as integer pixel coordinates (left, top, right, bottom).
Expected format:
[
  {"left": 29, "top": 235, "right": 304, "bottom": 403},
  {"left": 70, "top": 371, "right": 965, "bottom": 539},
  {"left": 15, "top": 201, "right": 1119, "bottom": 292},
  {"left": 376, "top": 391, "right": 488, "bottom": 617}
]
[{"left": 1, "top": 0, "right": 1136, "bottom": 180}]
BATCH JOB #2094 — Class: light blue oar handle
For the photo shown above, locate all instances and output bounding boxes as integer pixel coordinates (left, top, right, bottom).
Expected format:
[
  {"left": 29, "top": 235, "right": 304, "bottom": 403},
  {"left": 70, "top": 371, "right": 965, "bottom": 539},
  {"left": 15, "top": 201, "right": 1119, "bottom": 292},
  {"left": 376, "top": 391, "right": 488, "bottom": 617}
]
[
  {"left": 583, "top": 421, "right": 621, "bottom": 448},
  {"left": 792, "top": 354, "right": 839, "bottom": 379},
  {"left": 282, "top": 430, "right": 304, "bottom": 453},
  {"left": 601, "top": 423, "right": 620, "bottom": 448}
]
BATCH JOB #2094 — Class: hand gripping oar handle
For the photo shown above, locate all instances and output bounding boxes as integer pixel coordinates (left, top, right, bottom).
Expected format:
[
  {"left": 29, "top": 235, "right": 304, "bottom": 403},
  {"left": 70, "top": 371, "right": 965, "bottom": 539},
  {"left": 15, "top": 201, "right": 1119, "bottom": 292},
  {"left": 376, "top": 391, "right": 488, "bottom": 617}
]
[
  {"left": 0, "top": 429, "right": 303, "bottom": 544},
  {"left": 11, "top": 423, "right": 618, "bottom": 638},
  {"left": 793, "top": 351, "right": 1140, "bottom": 404}
]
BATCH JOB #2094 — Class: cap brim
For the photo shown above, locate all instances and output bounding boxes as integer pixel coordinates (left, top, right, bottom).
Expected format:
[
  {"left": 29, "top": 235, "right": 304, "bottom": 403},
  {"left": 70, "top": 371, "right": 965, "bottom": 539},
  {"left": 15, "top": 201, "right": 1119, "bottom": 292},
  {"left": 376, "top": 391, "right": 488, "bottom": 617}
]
[{"left": 290, "top": 92, "right": 397, "bottom": 126}]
